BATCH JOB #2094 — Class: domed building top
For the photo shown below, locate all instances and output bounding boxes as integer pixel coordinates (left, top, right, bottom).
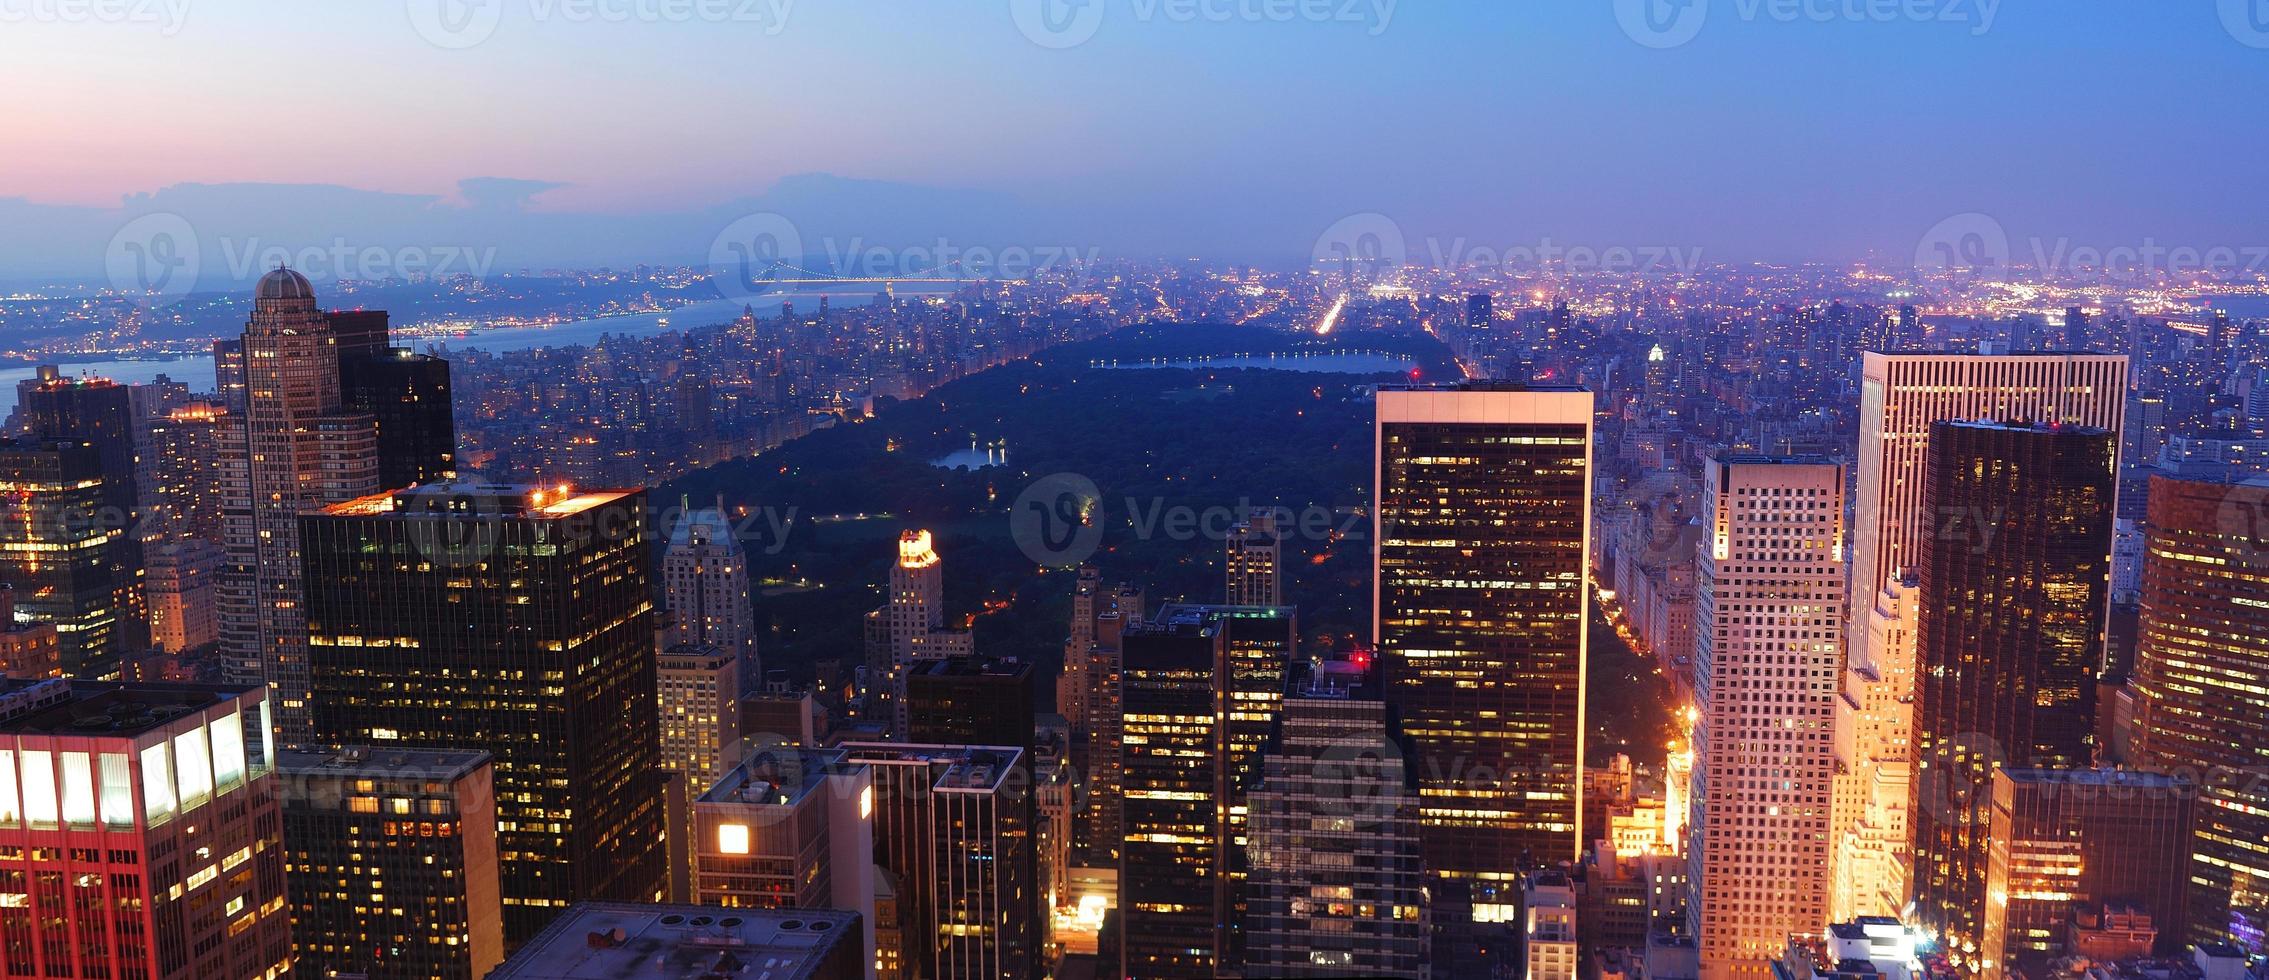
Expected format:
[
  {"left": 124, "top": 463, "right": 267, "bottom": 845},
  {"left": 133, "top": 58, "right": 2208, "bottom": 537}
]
[{"left": 255, "top": 266, "right": 316, "bottom": 302}]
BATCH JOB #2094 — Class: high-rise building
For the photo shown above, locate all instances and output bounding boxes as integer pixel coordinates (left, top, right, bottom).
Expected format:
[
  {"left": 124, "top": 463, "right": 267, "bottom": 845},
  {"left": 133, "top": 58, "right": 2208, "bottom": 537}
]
[
  {"left": 1979, "top": 769, "right": 2194, "bottom": 975},
  {"left": 140, "top": 402, "right": 231, "bottom": 546},
  {"left": 2131, "top": 475, "right": 2269, "bottom": 951},
  {"left": 693, "top": 747, "right": 880, "bottom": 975},
  {"left": 489, "top": 903, "right": 864, "bottom": 980},
  {"left": 1467, "top": 292, "right": 1494, "bottom": 330},
  {"left": 905, "top": 655, "right": 1036, "bottom": 757},
  {"left": 143, "top": 538, "right": 222, "bottom": 654},
  {"left": 1848, "top": 352, "right": 2127, "bottom": 671},
  {"left": 0, "top": 439, "right": 126, "bottom": 676},
  {"left": 0, "top": 587, "right": 61, "bottom": 680},
  {"left": 219, "top": 268, "right": 381, "bottom": 745},
  {"left": 658, "top": 643, "right": 741, "bottom": 797},
  {"left": 1058, "top": 572, "right": 1142, "bottom": 870},
  {"left": 1909, "top": 421, "right": 2117, "bottom": 975},
  {"left": 17, "top": 375, "right": 145, "bottom": 656},
  {"left": 1830, "top": 577, "right": 1918, "bottom": 923},
  {"left": 338, "top": 334, "right": 459, "bottom": 491},
  {"left": 1688, "top": 456, "right": 1845, "bottom": 978},
  {"left": 300, "top": 482, "right": 668, "bottom": 945},
  {"left": 1116, "top": 620, "right": 1221, "bottom": 979},
  {"left": 1374, "top": 382, "right": 1593, "bottom": 877},
  {"left": 663, "top": 505, "right": 759, "bottom": 693},
  {"left": 211, "top": 337, "right": 248, "bottom": 412},
  {"left": 276, "top": 746, "right": 505, "bottom": 980},
  {"left": 0, "top": 678, "right": 292, "bottom": 979},
  {"left": 1225, "top": 508, "right": 1282, "bottom": 606},
  {"left": 840, "top": 742, "right": 1035, "bottom": 980},
  {"left": 657, "top": 641, "right": 741, "bottom": 897},
  {"left": 875, "top": 531, "right": 973, "bottom": 737},
  {"left": 1242, "top": 658, "right": 1428, "bottom": 979}
]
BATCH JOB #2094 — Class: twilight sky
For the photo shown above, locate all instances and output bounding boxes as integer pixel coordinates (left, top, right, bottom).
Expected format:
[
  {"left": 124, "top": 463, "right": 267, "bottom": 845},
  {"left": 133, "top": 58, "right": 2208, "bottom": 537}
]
[{"left": 2, "top": 0, "right": 2265, "bottom": 278}]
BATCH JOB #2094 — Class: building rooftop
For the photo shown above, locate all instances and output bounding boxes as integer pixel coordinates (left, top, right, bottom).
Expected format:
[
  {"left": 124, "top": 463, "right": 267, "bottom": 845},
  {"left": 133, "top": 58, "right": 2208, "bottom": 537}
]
[
  {"left": 1935, "top": 418, "right": 2113, "bottom": 438},
  {"left": 275, "top": 745, "right": 491, "bottom": 784},
  {"left": 490, "top": 902, "right": 859, "bottom": 980},
  {"left": 907, "top": 655, "right": 1030, "bottom": 680},
  {"left": 837, "top": 742, "right": 1024, "bottom": 794},
  {"left": 324, "top": 482, "right": 639, "bottom": 519},
  {"left": 697, "top": 748, "right": 856, "bottom": 808},
  {"left": 0, "top": 679, "right": 255, "bottom": 736}
]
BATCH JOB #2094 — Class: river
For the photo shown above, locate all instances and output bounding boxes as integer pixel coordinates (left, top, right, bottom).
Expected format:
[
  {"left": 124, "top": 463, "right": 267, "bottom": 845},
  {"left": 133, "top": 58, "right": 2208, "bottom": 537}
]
[{"left": 0, "top": 284, "right": 943, "bottom": 415}]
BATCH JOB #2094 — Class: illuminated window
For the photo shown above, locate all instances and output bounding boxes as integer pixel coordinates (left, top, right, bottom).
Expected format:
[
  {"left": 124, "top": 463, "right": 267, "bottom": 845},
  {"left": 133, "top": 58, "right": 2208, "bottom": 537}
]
[
  {"left": 0, "top": 752, "right": 17, "bottom": 826},
  {"left": 141, "top": 745, "right": 175, "bottom": 821},
  {"left": 717, "top": 823, "right": 751, "bottom": 855},
  {"left": 174, "top": 726, "right": 212, "bottom": 809},
  {"left": 59, "top": 753, "right": 94, "bottom": 829},
  {"left": 99, "top": 754, "right": 132, "bottom": 829},
  {"left": 210, "top": 712, "right": 246, "bottom": 791},
  {"left": 20, "top": 752, "right": 56, "bottom": 828}
]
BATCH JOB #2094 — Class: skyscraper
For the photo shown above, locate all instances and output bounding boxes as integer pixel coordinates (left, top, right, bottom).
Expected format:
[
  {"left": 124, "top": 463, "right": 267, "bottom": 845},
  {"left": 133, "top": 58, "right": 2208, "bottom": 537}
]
[
  {"left": 692, "top": 747, "right": 879, "bottom": 970},
  {"left": 338, "top": 332, "right": 459, "bottom": 491},
  {"left": 1116, "top": 619, "right": 1222, "bottom": 979},
  {"left": 299, "top": 482, "right": 668, "bottom": 945},
  {"left": 1848, "top": 352, "right": 2126, "bottom": 671},
  {"left": 1059, "top": 572, "right": 1142, "bottom": 871},
  {"left": 875, "top": 530, "right": 973, "bottom": 737},
  {"left": 2130, "top": 475, "right": 2269, "bottom": 951},
  {"left": 143, "top": 538, "right": 222, "bottom": 654},
  {"left": 17, "top": 375, "right": 144, "bottom": 655},
  {"left": 1830, "top": 576, "right": 1918, "bottom": 923},
  {"left": 219, "top": 268, "right": 381, "bottom": 745},
  {"left": 1980, "top": 769, "right": 2194, "bottom": 974},
  {"left": 656, "top": 641, "right": 742, "bottom": 896},
  {"left": 0, "top": 439, "right": 125, "bottom": 675},
  {"left": 0, "top": 678, "right": 292, "bottom": 980},
  {"left": 140, "top": 401, "right": 231, "bottom": 546},
  {"left": 841, "top": 742, "right": 1036, "bottom": 980},
  {"left": 1688, "top": 456, "right": 1845, "bottom": 978},
  {"left": 663, "top": 504, "right": 759, "bottom": 692},
  {"left": 1242, "top": 658, "right": 1428, "bottom": 979},
  {"left": 1225, "top": 508, "right": 1283, "bottom": 606},
  {"left": 1374, "top": 382, "right": 1593, "bottom": 878},
  {"left": 1909, "top": 421, "right": 2117, "bottom": 974},
  {"left": 0, "top": 587, "right": 61, "bottom": 679},
  {"left": 276, "top": 746, "right": 505, "bottom": 980}
]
